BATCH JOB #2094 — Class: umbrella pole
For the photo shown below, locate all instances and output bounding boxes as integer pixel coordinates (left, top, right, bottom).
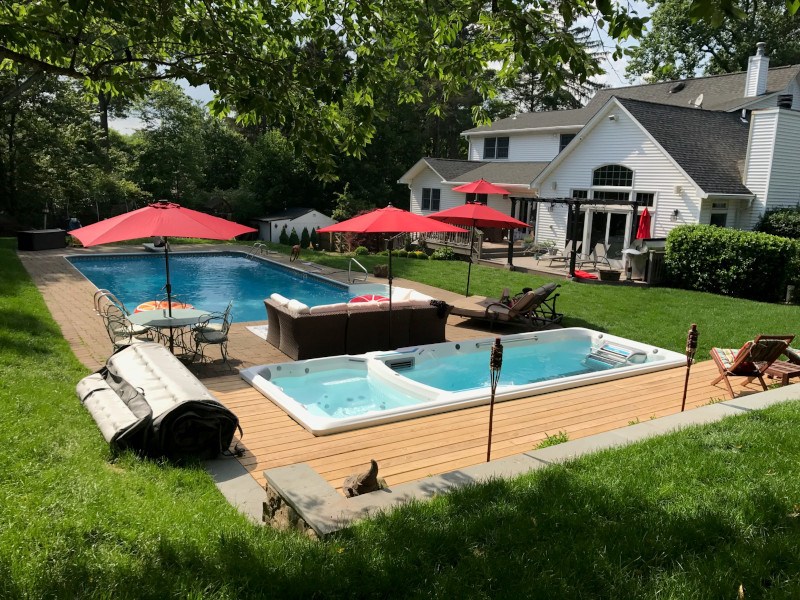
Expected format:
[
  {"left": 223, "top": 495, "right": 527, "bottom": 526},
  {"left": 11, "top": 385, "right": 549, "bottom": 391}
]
[
  {"left": 387, "top": 237, "right": 393, "bottom": 348},
  {"left": 164, "top": 237, "right": 174, "bottom": 353},
  {"left": 466, "top": 225, "right": 475, "bottom": 297}
]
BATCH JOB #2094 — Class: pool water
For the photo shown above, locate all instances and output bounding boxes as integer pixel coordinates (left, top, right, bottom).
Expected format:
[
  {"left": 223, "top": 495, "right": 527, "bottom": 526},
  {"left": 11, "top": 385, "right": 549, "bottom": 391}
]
[
  {"left": 399, "top": 338, "right": 610, "bottom": 391},
  {"left": 68, "top": 252, "right": 353, "bottom": 322},
  {"left": 276, "top": 366, "right": 420, "bottom": 418}
]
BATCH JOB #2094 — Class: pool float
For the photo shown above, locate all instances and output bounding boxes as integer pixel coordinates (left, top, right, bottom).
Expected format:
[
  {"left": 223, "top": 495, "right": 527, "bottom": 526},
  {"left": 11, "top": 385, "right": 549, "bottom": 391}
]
[
  {"left": 348, "top": 294, "right": 389, "bottom": 303},
  {"left": 134, "top": 300, "right": 194, "bottom": 313}
]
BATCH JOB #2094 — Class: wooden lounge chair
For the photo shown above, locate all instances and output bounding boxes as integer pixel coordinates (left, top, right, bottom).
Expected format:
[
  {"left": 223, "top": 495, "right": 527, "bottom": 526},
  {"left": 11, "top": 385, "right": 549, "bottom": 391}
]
[
  {"left": 450, "top": 283, "right": 562, "bottom": 330},
  {"left": 710, "top": 334, "right": 795, "bottom": 398}
]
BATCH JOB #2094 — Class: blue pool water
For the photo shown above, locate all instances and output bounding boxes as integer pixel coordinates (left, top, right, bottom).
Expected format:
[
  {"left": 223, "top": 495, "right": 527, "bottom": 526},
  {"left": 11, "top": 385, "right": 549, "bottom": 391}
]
[
  {"left": 398, "top": 338, "right": 609, "bottom": 392},
  {"left": 68, "top": 252, "right": 352, "bottom": 322}
]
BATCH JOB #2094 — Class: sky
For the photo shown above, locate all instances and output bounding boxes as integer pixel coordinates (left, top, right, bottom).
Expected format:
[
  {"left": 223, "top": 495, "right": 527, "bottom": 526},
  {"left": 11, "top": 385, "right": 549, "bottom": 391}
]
[{"left": 110, "top": 1, "right": 652, "bottom": 134}]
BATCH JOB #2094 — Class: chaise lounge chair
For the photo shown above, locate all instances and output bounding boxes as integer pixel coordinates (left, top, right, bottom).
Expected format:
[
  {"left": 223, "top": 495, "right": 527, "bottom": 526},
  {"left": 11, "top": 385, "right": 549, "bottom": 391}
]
[
  {"left": 710, "top": 334, "right": 794, "bottom": 398},
  {"left": 450, "top": 283, "right": 562, "bottom": 330},
  {"left": 548, "top": 240, "right": 581, "bottom": 268}
]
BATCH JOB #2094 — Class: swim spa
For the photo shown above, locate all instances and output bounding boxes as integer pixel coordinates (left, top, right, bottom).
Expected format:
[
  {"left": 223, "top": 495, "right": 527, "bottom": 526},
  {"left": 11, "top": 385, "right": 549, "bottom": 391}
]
[{"left": 240, "top": 328, "right": 686, "bottom": 435}]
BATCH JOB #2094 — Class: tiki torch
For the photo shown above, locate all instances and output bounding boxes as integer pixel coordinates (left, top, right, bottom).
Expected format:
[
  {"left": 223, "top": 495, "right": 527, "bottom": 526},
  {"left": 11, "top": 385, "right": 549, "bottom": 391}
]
[
  {"left": 681, "top": 323, "right": 699, "bottom": 412},
  {"left": 487, "top": 337, "right": 504, "bottom": 462}
]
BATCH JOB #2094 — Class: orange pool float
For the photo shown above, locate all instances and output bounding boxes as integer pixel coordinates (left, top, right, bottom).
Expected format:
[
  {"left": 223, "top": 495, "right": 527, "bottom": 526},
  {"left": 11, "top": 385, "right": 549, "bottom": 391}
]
[
  {"left": 348, "top": 294, "right": 389, "bottom": 303},
  {"left": 134, "top": 300, "right": 194, "bottom": 313}
]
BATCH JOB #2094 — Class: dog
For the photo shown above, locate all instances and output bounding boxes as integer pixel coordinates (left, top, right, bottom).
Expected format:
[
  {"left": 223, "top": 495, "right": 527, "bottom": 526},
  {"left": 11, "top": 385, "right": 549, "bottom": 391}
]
[{"left": 290, "top": 244, "right": 301, "bottom": 261}]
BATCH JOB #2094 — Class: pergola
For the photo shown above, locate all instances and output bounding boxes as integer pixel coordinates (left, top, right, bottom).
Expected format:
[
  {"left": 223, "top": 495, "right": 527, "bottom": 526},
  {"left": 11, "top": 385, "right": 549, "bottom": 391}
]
[{"left": 506, "top": 197, "right": 641, "bottom": 277}]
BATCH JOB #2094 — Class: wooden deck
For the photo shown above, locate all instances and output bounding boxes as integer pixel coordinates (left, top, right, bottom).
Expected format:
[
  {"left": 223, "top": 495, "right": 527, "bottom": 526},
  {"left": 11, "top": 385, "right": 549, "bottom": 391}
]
[{"left": 206, "top": 360, "right": 767, "bottom": 494}]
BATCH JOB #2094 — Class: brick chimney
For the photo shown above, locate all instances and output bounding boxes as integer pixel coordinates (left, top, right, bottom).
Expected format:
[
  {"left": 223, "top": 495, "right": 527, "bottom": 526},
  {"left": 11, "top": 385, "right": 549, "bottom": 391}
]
[{"left": 744, "top": 42, "right": 769, "bottom": 97}]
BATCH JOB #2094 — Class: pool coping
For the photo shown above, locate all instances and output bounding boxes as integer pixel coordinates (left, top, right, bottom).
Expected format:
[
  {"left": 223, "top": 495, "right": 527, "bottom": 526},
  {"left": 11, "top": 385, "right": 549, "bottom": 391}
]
[{"left": 207, "top": 384, "right": 800, "bottom": 535}]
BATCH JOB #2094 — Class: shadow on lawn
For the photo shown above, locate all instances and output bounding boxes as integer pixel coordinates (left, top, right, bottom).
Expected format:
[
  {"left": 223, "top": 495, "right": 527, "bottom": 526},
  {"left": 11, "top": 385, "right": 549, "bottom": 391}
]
[
  {"left": 26, "top": 463, "right": 800, "bottom": 598},
  {"left": 0, "top": 308, "right": 63, "bottom": 358}
]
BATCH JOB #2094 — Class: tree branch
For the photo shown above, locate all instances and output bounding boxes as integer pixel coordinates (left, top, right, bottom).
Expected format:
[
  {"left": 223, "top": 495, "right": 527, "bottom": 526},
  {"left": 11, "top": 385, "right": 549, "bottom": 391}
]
[{"left": 0, "top": 69, "right": 46, "bottom": 104}]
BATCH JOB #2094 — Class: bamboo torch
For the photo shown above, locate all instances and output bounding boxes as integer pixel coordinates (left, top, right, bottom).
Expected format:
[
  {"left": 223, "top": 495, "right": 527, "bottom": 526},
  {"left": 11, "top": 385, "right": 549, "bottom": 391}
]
[
  {"left": 681, "top": 324, "right": 699, "bottom": 412},
  {"left": 487, "top": 337, "right": 504, "bottom": 462}
]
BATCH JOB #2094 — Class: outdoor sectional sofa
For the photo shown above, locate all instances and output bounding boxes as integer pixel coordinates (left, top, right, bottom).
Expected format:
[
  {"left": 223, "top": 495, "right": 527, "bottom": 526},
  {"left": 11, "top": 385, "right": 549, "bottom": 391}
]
[{"left": 264, "top": 289, "right": 452, "bottom": 360}]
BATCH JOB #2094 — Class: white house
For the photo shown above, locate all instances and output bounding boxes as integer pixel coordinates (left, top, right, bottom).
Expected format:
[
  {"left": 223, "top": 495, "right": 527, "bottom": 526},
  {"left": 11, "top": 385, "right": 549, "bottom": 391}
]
[
  {"left": 399, "top": 43, "right": 800, "bottom": 267},
  {"left": 253, "top": 208, "right": 335, "bottom": 243}
]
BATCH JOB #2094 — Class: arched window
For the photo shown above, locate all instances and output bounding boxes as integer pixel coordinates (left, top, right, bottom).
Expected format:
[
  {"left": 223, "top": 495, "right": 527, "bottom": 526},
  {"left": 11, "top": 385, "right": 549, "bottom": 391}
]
[{"left": 592, "top": 165, "right": 633, "bottom": 187}]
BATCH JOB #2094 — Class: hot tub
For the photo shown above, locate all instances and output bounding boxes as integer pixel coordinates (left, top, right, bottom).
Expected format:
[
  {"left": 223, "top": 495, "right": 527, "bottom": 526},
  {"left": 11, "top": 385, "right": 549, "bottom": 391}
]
[{"left": 240, "top": 328, "right": 686, "bottom": 435}]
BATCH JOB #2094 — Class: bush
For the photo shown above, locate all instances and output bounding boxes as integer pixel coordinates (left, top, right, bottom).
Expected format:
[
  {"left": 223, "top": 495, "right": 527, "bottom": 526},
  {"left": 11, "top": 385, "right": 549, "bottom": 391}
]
[
  {"left": 354, "top": 246, "right": 369, "bottom": 256},
  {"left": 377, "top": 250, "right": 389, "bottom": 256},
  {"left": 278, "top": 226, "right": 289, "bottom": 245},
  {"left": 395, "top": 249, "right": 408, "bottom": 258},
  {"left": 664, "top": 225, "right": 800, "bottom": 302},
  {"left": 288, "top": 228, "right": 300, "bottom": 246},
  {"left": 300, "top": 227, "right": 310, "bottom": 248},
  {"left": 309, "top": 227, "right": 319, "bottom": 248},
  {"left": 755, "top": 207, "right": 800, "bottom": 239},
  {"left": 411, "top": 250, "right": 427, "bottom": 259},
  {"left": 430, "top": 246, "right": 456, "bottom": 261}
]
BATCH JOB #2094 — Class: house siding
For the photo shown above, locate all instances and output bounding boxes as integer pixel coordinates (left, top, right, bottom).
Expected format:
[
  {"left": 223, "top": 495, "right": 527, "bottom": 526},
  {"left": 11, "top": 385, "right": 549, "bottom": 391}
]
[
  {"left": 468, "top": 132, "right": 562, "bottom": 162},
  {"left": 742, "top": 110, "right": 778, "bottom": 230},
  {"left": 409, "top": 169, "right": 464, "bottom": 214},
  {"left": 765, "top": 109, "right": 800, "bottom": 210},
  {"left": 534, "top": 106, "right": 697, "bottom": 244}
]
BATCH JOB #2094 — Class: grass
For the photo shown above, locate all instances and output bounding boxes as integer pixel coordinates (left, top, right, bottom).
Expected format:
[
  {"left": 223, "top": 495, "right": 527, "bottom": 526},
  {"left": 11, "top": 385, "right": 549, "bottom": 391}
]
[
  {"left": 4, "top": 237, "right": 800, "bottom": 598},
  {"left": 535, "top": 431, "right": 570, "bottom": 449}
]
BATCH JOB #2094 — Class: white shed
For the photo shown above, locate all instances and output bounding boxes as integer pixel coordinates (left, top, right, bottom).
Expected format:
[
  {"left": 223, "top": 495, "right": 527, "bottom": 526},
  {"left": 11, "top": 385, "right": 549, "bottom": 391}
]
[{"left": 254, "top": 208, "right": 335, "bottom": 243}]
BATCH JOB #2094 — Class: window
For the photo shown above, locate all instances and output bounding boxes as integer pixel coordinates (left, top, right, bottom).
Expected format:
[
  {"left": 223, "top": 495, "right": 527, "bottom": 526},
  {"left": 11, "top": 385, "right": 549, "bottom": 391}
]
[
  {"left": 635, "top": 192, "right": 655, "bottom": 207},
  {"left": 559, "top": 134, "right": 576, "bottom": 152},
  {"left": 421, "top": 188, "right": 440, "bottom": 211},
  {"left": 593, "top": 190, "right": 630, "bottom": 202},
  {"left": 483, "top": 137, "right": 509, "bottom": 159},
  {"left": 465, "top": 193, "right": 488, "bottom": 204},
  {"left": 571, "top": 189, "right": 589, "bottom": 199},
  {"left": 592, "top": 165, "right": 633, "bottom": 187}
]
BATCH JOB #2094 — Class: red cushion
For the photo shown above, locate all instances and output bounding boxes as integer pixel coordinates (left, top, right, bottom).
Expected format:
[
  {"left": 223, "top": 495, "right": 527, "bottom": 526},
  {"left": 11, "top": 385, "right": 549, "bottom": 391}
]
[{"left": 573, "top": 270, "right": 599, "bottom": 280}]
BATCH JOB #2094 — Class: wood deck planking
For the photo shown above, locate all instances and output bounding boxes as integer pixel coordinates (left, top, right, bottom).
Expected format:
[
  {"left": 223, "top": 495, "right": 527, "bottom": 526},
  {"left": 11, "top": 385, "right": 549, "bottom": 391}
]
[{"left": 207, "top": 360, "right": 773, "bottom": 492}]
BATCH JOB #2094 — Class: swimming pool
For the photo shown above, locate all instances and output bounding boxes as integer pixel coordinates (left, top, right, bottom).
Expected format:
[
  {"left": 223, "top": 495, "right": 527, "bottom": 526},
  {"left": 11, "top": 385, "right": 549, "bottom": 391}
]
[
  {"left": 67, "top": 251, "right": 384, "bottom": 323},
  {"left": 240, "top": 328, "right": 686, "bottom": 434}
]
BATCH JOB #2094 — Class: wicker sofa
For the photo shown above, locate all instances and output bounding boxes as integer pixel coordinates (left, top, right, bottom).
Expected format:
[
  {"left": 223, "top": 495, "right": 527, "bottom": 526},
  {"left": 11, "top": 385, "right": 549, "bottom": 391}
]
[{"left": 264, "top": 289, "right": 452, "bottom": 360}]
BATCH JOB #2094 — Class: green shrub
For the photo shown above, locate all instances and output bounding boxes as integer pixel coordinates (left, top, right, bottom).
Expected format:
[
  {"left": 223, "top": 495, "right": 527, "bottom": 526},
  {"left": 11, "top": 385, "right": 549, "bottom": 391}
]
[
  {"left": 278, "top": 225, "right": 289, "bottom": 245},
  {"left": 309, "top": 227, "right": 319, "bottom": 248},
  {"left": 300, "top": 227, "right": 310, "bottom": 248},
  {"left": 755, "top": 207, "right": 800, "bottom": 239},
  {"left": 664, "top": 225, "right": 800, "bottom": 302},
  {"left": 377, "top": 250, "right": 389, "bottom": 256},
  {"left": 288, "top": 228, "right": 300, "bottom": 246},
  {"left": 354, "top": 246, "right": 369, "bottom": 255},
  {"left": 395, "top": 249, "right": 408, "bottom": 258},
  {"left": 411, "top": 250, "right": 427, "bottom": 259},
  {"left": 430, "top": 246, "right": 456, "bottom": 261}
]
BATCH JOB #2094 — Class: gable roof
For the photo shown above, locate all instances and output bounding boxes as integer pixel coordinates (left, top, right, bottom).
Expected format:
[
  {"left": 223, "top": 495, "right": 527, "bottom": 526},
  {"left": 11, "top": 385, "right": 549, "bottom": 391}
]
[
  {"left": 424, "top": 158, "right": 486, "bottom": 181},
  {"left": 616, "top": 98, "right": 752, "bottom": 195},
  {"left": 255, "top": 207, "right": 316, "bottom": 221},
  {"left": 454, "top": 161, "right": 550, "bottom": 186},
  {"left": 465, "top": 64, "right": 800, "bottom": 135}
]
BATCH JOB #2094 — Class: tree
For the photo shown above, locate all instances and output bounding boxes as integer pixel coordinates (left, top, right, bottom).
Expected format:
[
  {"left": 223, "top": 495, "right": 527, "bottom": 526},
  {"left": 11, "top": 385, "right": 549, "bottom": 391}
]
[
  {"left": 279, "top": 226, "right": 289, "bottom": 245},
  {"left": 300, "top": 227, "right": 310, "bottom": 248},
  {"left": 288, "top": 228, "right": 300, "bottom": 246},
  {"left": 1, "top": 0, "right": 648, "bottom": 175},
  {"left": 626, "top": 0, "right": 800, "bottom": 81}
]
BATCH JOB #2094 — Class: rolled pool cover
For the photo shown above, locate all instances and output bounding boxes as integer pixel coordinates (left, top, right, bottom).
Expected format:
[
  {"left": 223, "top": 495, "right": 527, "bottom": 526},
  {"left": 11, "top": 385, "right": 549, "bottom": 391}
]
[{"left": 76, "top": 342, "right": 240, "bottom": 460}]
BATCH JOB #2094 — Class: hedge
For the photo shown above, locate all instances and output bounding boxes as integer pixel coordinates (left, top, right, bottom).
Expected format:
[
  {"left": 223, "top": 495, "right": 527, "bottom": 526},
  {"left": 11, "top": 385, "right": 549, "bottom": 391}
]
[
  {"left": 664, "top": 225, "right": 799, "bottom": 302},
  {"left": 755, "top": 207, "right": 800, "bottom": 239}
]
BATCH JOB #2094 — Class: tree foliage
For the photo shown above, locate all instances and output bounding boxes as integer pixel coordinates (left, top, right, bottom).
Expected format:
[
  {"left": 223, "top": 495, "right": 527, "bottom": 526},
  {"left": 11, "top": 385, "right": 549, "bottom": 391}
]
[
  {"left": 626, "top": 0, "right": 800, "bottom": 81},
  {"left": 1, "top": 0, "right": 647, "bottom": 174}
]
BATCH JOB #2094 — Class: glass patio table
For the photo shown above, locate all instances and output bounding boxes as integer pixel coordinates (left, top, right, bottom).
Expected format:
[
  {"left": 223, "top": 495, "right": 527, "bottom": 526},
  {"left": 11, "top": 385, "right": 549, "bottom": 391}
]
[{"left": 127, "top": 308, "right": 211, "bottom": 355}]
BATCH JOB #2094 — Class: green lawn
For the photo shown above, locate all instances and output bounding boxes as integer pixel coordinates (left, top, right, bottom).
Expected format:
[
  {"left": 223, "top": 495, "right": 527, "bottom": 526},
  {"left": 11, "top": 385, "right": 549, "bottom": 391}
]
[{"left": 3, "top": 238, "right": 800, "bottom": 598}]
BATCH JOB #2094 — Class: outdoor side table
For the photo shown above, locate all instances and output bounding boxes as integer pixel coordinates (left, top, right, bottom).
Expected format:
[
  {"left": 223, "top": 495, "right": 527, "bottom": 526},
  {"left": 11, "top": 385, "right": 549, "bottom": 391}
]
[{"left": 764, "top": 360, "right": 800, "bottom": 387}]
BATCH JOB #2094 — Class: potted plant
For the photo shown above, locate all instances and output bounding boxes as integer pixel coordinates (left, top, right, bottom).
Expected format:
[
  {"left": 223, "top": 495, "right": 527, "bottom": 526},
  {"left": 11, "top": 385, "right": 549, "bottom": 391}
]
[{"left": 598, "top": 269, "right": 621, "bottom": 282}]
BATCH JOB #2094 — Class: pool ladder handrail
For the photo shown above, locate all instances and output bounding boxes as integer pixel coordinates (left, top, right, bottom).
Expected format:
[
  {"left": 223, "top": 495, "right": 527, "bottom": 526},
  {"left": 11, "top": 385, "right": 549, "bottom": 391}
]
[
  {"left": 248, "top": 242, "right": 271, "bottom": 257},
  {"left": 348, "top": 257, "right": 368, "bottom": 283}
]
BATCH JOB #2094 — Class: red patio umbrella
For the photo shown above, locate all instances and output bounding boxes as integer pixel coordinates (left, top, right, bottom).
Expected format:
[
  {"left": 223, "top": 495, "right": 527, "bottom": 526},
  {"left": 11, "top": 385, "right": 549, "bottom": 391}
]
[
  {"left": 429, "top": 203, "right": 528, "bottom": 296},
  {"left": 636, "top": 207, "right": 652, "bottom": 239},
  {"left": 452, "top": 178, "right": 511, "bottom": 196},
  {"left": 318, "top": 206, "right": 462, "bottom": 345},
  {"left": 70, "top": 201, "right": 256, "bottom": 350}
]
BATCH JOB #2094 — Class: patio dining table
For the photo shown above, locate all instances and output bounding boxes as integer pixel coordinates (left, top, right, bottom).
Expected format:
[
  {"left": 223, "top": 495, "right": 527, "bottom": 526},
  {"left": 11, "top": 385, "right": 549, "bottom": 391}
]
[{"left": 127, "top": 308, "right": 211, "bottom": 356}]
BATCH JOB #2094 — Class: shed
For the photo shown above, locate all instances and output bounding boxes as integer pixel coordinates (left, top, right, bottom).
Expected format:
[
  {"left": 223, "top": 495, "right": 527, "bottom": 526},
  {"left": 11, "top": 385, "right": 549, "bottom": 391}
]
[{"left": 253, "top": 208, "right": 335, "bottom": 243}]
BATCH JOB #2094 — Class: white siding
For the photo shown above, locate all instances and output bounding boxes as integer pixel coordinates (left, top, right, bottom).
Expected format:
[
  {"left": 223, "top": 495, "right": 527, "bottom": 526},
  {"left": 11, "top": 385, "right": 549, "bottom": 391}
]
[
  {"left": 765, "top": 109, "right": 800, "bottom": 210},
  {"left": 468, "top": 131, "right": 566, "bottom": 162},
  {"left": 535, "top": 107, "right": 698, "bottom": 242},
  {"left": 742, "top": 110, "right": 778, "bottom": 230},
  {"left": 409, "top": 169, "right": 463, "bottom": 214}
]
